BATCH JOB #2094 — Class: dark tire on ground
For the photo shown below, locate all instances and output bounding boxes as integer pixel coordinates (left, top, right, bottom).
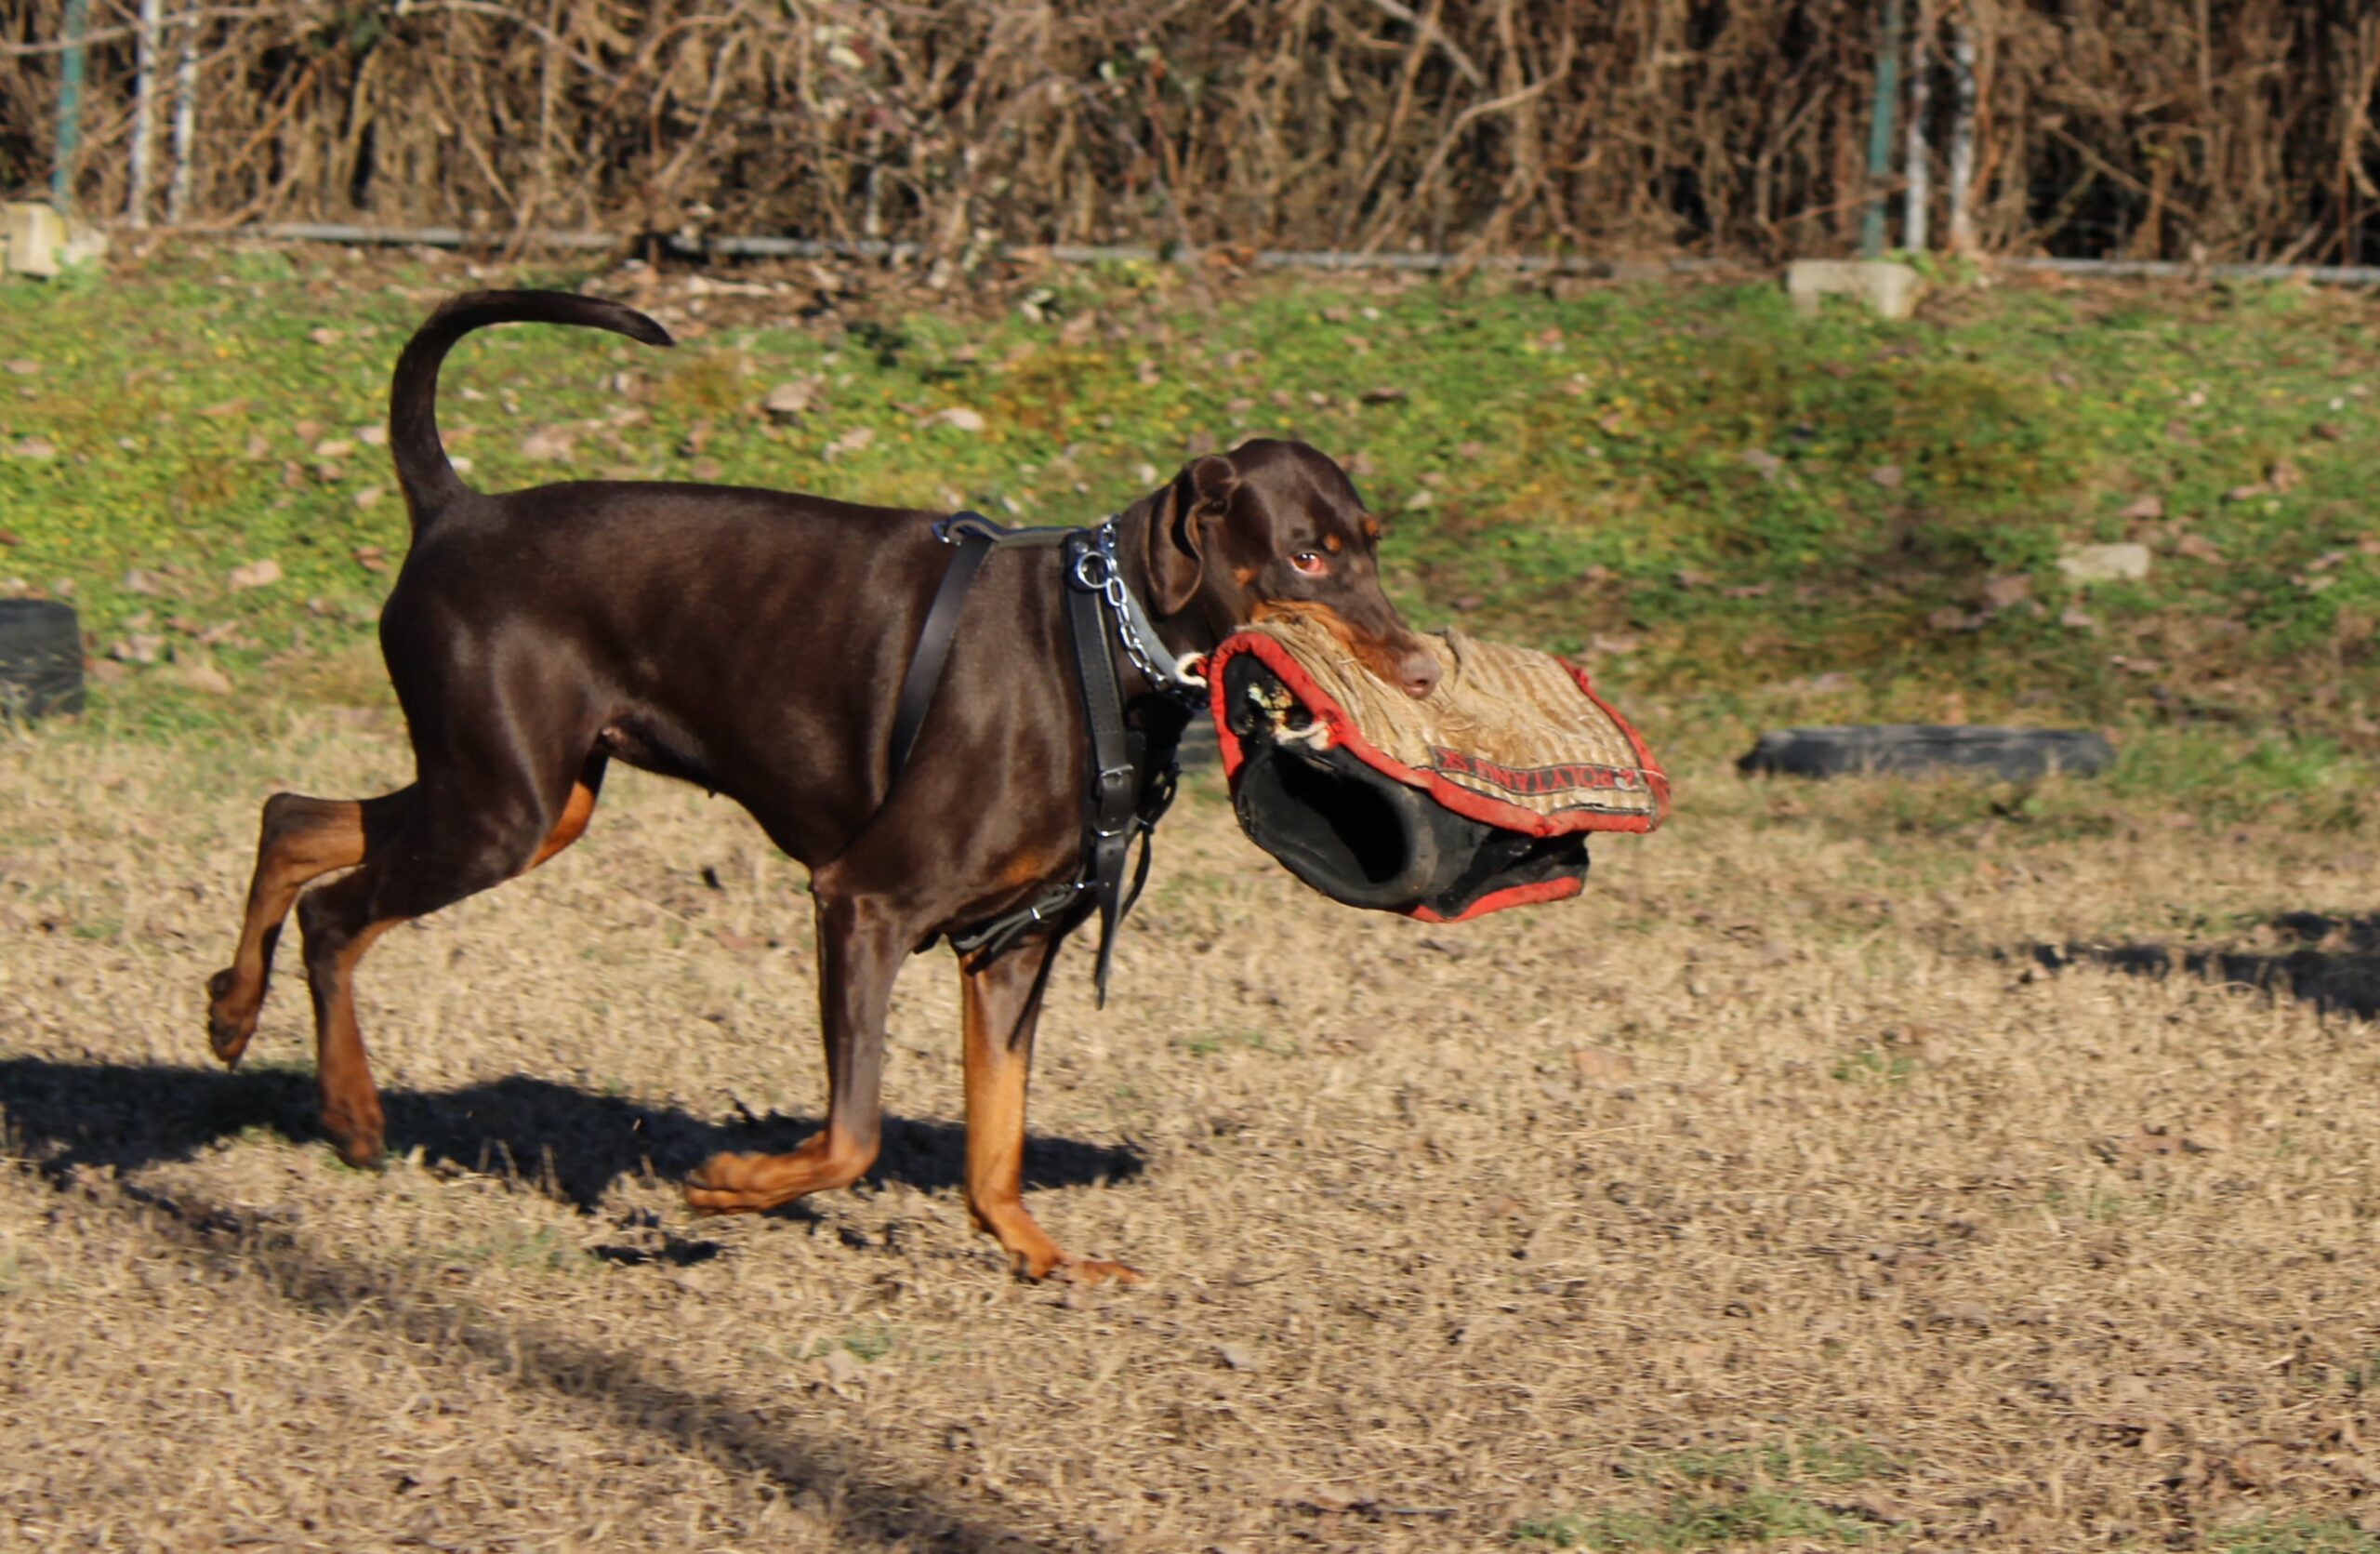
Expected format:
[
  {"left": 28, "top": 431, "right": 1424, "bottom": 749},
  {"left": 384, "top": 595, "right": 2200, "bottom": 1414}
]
[
  {"left": 1738, "top": 724, "right": 2115, "bottom": 783},
  {"left": 0, "top": 600, "right": 86, "bottom": 721}
]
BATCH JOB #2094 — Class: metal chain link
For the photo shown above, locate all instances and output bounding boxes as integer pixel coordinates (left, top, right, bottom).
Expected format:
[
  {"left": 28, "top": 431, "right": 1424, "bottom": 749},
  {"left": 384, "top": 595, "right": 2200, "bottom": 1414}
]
[{"left": 1071, "top": 521, "right": 1207, "bottom": 703}]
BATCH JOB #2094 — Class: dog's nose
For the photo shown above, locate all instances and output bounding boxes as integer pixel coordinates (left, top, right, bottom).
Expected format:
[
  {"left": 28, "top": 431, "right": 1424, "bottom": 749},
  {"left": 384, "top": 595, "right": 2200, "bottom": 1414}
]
[{"left": 1399, "top": 646, "right": 1443, "bottom": 699}]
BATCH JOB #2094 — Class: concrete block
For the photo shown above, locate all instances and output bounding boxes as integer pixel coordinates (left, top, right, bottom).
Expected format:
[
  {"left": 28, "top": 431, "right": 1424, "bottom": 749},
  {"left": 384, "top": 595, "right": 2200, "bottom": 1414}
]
[
  {"left": 1786, "top": 259, "right": 1923, "bottom": 321},
  {"left": 2, "top": 204, "right": 107, "bottom": 278},
  {"left": 3, "top": 204, "right": 65, "bottom": 277}
]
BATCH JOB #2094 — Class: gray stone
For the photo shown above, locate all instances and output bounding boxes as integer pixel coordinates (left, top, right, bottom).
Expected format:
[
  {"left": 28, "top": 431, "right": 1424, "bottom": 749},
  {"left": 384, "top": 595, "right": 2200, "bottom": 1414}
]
[{"left": 1785, "top": 259, "right": 1923, "bottom": 321}]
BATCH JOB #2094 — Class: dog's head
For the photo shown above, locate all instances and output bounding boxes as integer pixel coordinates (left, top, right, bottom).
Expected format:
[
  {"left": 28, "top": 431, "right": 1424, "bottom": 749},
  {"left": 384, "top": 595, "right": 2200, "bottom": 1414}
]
[{"left": 1128, "top": 439, "right": 1442, "bottom": 698}]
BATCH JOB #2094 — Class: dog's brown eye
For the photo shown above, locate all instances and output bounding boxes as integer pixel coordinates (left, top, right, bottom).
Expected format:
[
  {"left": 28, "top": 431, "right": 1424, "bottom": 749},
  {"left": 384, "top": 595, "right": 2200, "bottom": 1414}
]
[{"left": 1289, "top": 551, "right": 1329, "bottom": 577}]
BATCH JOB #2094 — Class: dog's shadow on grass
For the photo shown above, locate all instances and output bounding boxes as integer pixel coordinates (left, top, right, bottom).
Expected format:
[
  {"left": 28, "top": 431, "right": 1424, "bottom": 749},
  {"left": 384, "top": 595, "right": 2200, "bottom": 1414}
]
[
  {"left": 0, "top": 1056, "right": 1144, "bottom": 1211},
  {"left": 2027, "top": 910, "right": 2380, "bottom": 1019}
]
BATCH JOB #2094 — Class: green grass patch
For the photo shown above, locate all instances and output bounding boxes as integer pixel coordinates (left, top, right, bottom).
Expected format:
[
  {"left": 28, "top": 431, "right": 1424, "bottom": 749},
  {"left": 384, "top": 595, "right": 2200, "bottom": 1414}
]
[
  {"left": 1830, "top": 1043, "right": 1917, "bottom": 1085},
  {"left": 1514, "top": 1491, "right": 1884, "bottom": 1551},
  {"left": 1516, "top": 1435, "right": 1901, "bottom": 1549},
  {"left": 1174, "top": 1028, "right": 1298, "bottom": 1058},
  {"left": 428, "top": 1223, "right": 595, "bottom": 1274},
  {"left": 794, "top": 1324, "right": 901, "bottom": 1363},
  {"left": 2212, "top": 1518, "right": 2380, "bottom": 1554},
  {"left": 9, "top": 248, "right": 2380, "bottom": 818}
]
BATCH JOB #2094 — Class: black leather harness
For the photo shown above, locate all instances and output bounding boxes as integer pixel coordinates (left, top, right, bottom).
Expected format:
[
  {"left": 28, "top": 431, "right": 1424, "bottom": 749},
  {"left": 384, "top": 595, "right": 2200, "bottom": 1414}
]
[{"left": 888, "top": 512, "right": 1192, "bottom": 1004}]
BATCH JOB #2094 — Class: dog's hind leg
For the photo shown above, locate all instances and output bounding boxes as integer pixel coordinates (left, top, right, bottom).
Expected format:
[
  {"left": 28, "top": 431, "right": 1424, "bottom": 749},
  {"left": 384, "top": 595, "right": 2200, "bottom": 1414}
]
[
  {"left": 206, "top": 755, "right": 606, "bottom": 1069},
  {"left": 208, "top": 789, "right": 415, "bottom": 1067},
  {"left": 957, "top": 935, "right": 1140, "bottom": 1284},
  {"left": 289, "top": 756, "right": 606, "bottom": 1165}
]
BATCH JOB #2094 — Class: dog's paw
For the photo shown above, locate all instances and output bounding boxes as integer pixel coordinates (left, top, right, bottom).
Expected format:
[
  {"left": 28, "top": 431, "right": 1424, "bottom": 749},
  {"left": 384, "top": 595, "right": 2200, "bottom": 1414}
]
[
  {"left": 683, "top": 1157, "right": 774, "bottom": 1216},
  {"left": 1018, "top": 1251, "right": 1144, "bottom": 1287},
  {"left": 319, "top": 1104, "right": 386, "bottom": 1170},
  {"left": 685, "top": 1142, "right": 868, "bottom": 1215},
  {"left": 1060, "top": 1257, "right": 1144, "bottom": 1287},
  {"left": 205, "top": 969, "right": 258, "bottom": 1066}
]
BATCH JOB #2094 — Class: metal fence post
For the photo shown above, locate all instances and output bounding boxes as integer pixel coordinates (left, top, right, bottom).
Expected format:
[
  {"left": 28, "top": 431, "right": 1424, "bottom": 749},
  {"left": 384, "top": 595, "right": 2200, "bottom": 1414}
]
[
  {"left": 127, "top": 0, "right": 165, "bottom": 226},
  {"left": 1861, "top": 0, "right": 1904, "bottom": 257},
  {"left": 52, "top": 0, "right": 91, "bottom": 211}
]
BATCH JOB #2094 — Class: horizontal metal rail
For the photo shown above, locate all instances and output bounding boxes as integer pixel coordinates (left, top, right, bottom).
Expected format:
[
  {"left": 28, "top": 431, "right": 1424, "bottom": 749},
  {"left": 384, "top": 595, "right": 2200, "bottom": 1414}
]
[{"left": 238, "top": 222, "right": 2380, "bottom": 286}]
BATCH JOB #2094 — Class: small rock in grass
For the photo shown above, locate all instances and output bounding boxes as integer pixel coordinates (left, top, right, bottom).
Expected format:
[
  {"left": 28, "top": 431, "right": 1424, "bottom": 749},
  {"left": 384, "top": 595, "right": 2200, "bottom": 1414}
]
[
  {"left": 2056, "top": 543, "right": 2151, "bottom": 585},
  {"left": 760, "top": 380, "right": 816, "bottom": 423}
]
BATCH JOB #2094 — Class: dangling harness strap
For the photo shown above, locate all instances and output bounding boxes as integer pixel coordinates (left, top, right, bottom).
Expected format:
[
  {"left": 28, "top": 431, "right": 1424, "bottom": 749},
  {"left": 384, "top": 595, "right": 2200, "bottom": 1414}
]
[{"left": 1064, "top": 530, "right": 1144, "bottom": 1005}]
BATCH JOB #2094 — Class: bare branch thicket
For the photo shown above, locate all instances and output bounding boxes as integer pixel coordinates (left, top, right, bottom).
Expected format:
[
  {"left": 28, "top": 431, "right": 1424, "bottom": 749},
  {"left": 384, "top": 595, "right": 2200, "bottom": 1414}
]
[{"left": 1, "top": 0, "right": 2377, "bottom": 262}]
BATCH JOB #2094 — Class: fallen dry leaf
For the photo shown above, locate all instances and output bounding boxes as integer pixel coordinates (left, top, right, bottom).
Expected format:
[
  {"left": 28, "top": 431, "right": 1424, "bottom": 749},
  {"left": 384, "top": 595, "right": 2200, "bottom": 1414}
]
[
  {"left": 519, "top": 427, "right": 576, "bottom": 462},
  {"left": 177, "top": 661, "right": 233, "bottom": 695},
  {"left": 916, "top": 406, "right": 986, "bottom": 433}
]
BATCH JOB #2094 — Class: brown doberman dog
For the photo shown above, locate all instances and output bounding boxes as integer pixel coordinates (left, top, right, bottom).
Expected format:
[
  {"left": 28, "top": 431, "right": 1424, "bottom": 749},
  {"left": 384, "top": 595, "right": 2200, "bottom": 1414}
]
[{"left": 205, "top": 290, "right": 1442, "bottom": 1282}]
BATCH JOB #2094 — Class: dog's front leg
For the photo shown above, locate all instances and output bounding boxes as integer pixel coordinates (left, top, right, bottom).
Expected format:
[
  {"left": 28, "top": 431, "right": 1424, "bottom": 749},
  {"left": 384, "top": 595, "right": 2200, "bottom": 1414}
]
[
  {"left": 684, "top": 879, "right": 900, "bottom": 1214},
  {"left": 959, "top": 935, "right": 1141, "bottom": 1284}
]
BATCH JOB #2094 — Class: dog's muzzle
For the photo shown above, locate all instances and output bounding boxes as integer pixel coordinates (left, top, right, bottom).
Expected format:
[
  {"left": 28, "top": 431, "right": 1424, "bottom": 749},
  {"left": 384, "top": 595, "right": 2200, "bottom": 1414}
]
[{"left": 1209, "top": 618, "right": 1668, "bottom": 923}]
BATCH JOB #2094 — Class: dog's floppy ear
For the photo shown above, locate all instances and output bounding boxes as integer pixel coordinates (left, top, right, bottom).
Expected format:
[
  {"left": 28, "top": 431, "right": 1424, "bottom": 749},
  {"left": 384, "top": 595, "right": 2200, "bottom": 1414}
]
[{"left": 1136, "top": 455, "right": 1236, "bottom": 618}]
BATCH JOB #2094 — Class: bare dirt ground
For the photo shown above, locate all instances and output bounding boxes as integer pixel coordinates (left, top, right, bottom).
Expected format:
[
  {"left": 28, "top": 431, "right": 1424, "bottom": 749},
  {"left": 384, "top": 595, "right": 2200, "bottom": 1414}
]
[{"left": 3, "top": 711, "right": 2379, "bottom": 1552}]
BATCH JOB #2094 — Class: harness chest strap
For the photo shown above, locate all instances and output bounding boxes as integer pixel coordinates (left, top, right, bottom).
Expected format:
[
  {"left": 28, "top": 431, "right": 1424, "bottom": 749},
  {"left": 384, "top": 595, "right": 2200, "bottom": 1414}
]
[{"left": 888, "top": 513, "right": 1188, "bottom": 1003}]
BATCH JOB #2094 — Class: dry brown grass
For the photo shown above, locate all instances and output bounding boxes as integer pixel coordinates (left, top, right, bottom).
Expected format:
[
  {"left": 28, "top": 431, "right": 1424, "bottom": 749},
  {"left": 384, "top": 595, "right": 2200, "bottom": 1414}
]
[{"left": 4, "top": 711, "right": 2380, "bottom": 1551}]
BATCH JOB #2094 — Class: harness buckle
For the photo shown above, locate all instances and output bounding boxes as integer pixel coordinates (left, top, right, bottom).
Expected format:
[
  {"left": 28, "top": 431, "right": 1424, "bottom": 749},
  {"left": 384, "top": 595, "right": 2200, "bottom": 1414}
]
[{"left": 933, "top": 513, "right": 1000, "bottom": 546}]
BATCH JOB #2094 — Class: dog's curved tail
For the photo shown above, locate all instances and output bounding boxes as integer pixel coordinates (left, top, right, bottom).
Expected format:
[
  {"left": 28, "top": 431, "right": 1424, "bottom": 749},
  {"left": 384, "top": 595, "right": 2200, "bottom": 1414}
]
[{"left": 390, "top": 289, "right": 674, "bottom": 527}]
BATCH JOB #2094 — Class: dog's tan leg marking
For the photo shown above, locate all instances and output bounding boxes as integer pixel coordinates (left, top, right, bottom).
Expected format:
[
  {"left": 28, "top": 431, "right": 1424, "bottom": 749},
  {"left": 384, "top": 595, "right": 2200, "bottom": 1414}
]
[
  {"left": 960, "top": 939, "right": 1140, "bottom": 1284},
  {"left": 682, "top": 1134, "right": 879, "bottom": 1215},
  {"left": 207, "top": 790, "right": 413, "bottom": 1067},
  {"left": 525, "top": 778, "right": 599, "bottom": 870},
  {"left": 302, "top": 907, "right": 403, "bottom": 1166}
]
